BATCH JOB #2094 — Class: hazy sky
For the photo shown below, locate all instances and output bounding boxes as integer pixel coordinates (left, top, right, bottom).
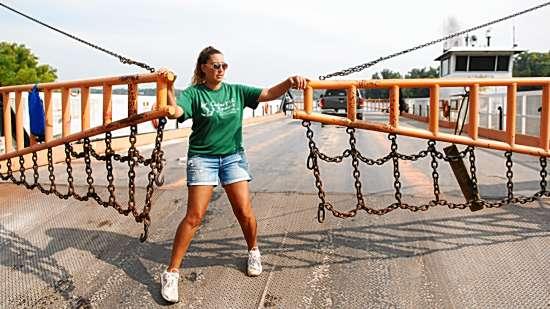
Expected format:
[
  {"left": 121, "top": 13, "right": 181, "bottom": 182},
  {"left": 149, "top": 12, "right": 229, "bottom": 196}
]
[{"left": 1, "top": 0, "right": 549, "bottom": 88}]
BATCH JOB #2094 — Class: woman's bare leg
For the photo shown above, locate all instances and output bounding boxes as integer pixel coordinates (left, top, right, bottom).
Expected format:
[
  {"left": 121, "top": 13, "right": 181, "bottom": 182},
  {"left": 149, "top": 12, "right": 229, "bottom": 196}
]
[
  {"left": 223, "top": 181, "right": 257, "bottom": 250},
  {"left": 167, "top": 185, "right": 214, "bottom": 271}
]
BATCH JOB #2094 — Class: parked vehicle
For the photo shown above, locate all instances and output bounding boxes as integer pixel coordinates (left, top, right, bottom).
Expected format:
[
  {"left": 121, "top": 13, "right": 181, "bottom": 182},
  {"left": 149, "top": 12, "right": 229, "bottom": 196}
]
[{"left": 318, "top": 89, "right": 367, "bottom": 120}]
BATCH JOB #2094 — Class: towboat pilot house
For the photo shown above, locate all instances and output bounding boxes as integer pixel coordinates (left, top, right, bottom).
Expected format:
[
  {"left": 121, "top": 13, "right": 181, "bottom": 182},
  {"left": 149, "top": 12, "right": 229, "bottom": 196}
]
[{"left": 435, "top": 47, "right": 524, "bottom": 79}]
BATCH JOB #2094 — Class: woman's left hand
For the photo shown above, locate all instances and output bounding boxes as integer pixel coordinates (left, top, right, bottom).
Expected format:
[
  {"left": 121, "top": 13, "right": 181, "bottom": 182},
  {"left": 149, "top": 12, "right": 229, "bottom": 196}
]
[{"left": 288, "top": 76, "right": 308, "bottom": 90}]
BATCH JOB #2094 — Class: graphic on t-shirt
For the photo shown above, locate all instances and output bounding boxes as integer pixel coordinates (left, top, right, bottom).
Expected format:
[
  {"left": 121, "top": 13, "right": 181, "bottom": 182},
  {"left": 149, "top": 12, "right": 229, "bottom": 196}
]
[{"left": 200, "top": 98, "right": 238, "bottom": 118}]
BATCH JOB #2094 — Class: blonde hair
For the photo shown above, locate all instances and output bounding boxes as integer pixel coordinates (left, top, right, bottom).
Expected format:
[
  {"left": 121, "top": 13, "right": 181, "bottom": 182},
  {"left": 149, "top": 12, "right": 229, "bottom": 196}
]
[{"left": 191, "top": 46, "right": 223, "bottom": 85}]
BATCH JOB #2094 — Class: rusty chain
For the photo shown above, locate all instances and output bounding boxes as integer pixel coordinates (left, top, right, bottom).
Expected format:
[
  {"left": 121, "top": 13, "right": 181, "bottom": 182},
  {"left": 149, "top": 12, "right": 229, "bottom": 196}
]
[
  {"left": 0, "top": 117, "right": 167, "bottom": 242},
  {"left": 302, "top": 120, "right": 550, "bottom": 222}
]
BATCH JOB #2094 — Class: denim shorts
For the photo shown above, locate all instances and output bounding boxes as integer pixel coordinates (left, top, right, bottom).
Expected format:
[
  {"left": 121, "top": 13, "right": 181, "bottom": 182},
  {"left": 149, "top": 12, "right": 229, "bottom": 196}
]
[{"left": 186, "top": 150, "right": 253, "bottom": 186}]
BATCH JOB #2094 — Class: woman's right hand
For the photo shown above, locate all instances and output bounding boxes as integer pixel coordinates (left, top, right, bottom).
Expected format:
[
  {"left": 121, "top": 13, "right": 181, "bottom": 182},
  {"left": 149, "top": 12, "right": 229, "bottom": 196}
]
[{"left": 288, "top": 76, "right": 308, "bottom": 90}]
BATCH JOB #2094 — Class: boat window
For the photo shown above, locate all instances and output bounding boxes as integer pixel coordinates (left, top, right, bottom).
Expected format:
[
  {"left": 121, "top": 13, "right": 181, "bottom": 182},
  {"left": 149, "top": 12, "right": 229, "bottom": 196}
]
[
  {"left": 455, "top": 56, "right": 468, "bottom": 71},
  {"left": 469, "top": 56, "right": 496, "bottom": 71},
  {"left": 497, "top": 55, "right": 510, "bottom": 71}
]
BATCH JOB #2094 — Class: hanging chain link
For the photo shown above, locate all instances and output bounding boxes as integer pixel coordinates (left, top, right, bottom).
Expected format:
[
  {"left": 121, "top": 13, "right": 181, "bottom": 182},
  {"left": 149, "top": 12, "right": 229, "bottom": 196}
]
[
  {"left": 302, "top": 120, "right": 550, "bottom": 222},
  {"left": 139, "top": 117, "right": 167, "bottom": 241},
  {"left": 127, "top": 125, "right": 139, "bottom": 217},
  {"left": 539, "top": 157, "right": 548, "bottom": 193},
  {"left": 0, "top": 117, "right": 167, "bottom": 241},
  {"left": 428, "top": 140, "right": 442, "bottom": 204},
  {"left": 505, "top": 151, "right": 514, "bottom": 200}
]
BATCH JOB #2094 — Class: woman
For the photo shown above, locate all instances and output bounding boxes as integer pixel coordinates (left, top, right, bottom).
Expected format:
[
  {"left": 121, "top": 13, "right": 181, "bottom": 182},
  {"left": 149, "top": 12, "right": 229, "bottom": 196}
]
[{"left": 161, "top": 46, "right": 307, "bottom": 303}]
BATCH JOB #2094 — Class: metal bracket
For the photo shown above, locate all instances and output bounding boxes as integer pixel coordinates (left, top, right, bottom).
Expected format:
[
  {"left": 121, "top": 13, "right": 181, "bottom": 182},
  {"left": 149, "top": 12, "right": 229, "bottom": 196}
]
[{"left": 444, "top": 144, "right": 483, "bottom": 211}]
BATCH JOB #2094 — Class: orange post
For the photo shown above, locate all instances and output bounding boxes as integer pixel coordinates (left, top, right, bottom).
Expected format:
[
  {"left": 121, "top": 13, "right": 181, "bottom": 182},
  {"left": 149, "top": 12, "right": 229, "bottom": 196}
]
[
  {"left": 541, "top": 83, "right": 550, "bottom": 151},
  {"left": 429, "top": 85, "right": 440, "bottom": 134},
  {"left": 2, "top": 93, "right": 12, "bottom": 153},
  {"left": 15, "top": 91, "right": 24, "bottom": 150},
  {"left": 389, "top": 85, "right": 399, "bottom": 128},
  {"left": 103, "top": 84, "right": 112, "bottom": 125},
  {"left": 304, "top": 86, "right": 313, "bottom": 114},
  {"left": 81, "top": 87, "right": 90, "bottom": 131},
  {"left": 128, "top": 83, "right": 138, "bottom": 116},
  {"left": 468, "top": 84, "right": 479, "bottom": 139},
  {"left": 347, "top": 85, "right": 357, "bottom": 121},
  {"left": 156, "top": 80, "right": 167, "bottom": 110},
  {"left": 44, "top": 90, "right": 53, "bottom": 142},
  {"left": 62, "top": 88, "right": 71, "bottom": 138},
  {"left": 506, "top": 83, "right": 517, "bottom": 146},
  {"left": 155, "top": 71, "right": 175, "bottom": 110}
]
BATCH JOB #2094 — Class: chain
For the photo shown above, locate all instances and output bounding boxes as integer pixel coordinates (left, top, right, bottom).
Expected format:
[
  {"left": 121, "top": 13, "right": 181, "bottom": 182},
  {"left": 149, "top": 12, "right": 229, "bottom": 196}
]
[
  {"left": 104, "top": 131, "right": 118, "bottom": 209},
  {"left": 505, "top": 151, "right": 514, "bottom": 200},
  {"left": 140, "top": 117, "right": 167, "bottom": 242},
  {"left": 18, "top": 156, "right": 27, "bottom": 187},
  {"left": 0, "top": 119, "right": 168, "bottom": 241},
  {"left": 428, "top": 140, "right": 442, "bottom": 204},
  {"left": 302, "top": 121, "right": 328, "bottom": 222},
  {"left": 7, "top": 159, "right": 16, "bottom": 183},
  {"left": 153, "top": 119, "right": 166, "bottom": 187},
  {"left": 64, "top": 143, "right": 77, "bottom": 199},
  {"left": 301, "top": 119, "right": 550, "bottom": 221},
  {"left": 0, "top": 2, "right": 155, "bottom": 73},
  {"left": 318, "top": 1, "right": 550, "bottom": 79},
  {"left": 31, "top": 151, "right": 39, "bottom": 189},
  {"left": 389, "top": 134, "right": 403, "bottom": 205},
  {"left": 83, "top": 138, "right": 96, "bottom": 198},
  {"left": 539, "top": 157, "right": 548, "bottom": 194},
  {"left": 466, "top": 146, "right": 486, "bottom": 211},
  {"left": 47, "top": 148, "right": 59, "bottom": 196},
  {"left": 127, "top": 125, "right": 139, "bottom": 217},
  {"left": 347, "top": 127, "right": 362, "bottom": 218}
]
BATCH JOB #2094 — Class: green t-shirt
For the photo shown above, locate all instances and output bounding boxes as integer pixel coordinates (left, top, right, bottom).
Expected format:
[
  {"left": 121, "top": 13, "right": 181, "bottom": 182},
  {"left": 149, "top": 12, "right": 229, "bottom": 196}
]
[{"left": 177, "top": 83, "right": 262, "bottom": 155}]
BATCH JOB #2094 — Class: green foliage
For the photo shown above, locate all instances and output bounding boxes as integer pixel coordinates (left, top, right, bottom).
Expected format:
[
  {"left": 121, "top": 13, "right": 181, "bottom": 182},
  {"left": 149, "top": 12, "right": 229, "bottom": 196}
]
[
  {"left": 404, "top": 66, "right": 439, "bottom": 79},
  {"left": 0, "top": 42, "right": 57, "bottom": 86},
  {"left": 378, "top": 69, "right": 402, "bottom": 80},
  {"left": 403, "top": 66, "right": 439, "bottom": 98},
  {"left": 363, "top": 67, "right": 439, "bottom": 98},
  {"left": 513, "top": 51, "right": 550, "bottom": 77},
  {"left": 363, "top": 69, "right": 402, "bottom": 99}
]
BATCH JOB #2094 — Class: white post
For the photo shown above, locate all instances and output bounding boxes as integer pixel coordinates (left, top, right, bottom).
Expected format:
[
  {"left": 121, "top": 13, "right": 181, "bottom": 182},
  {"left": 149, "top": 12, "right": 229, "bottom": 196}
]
[
  {"left": 487, "top": 96, "right": 492, "bottom": 129},
  {"left": 521, "top": 94, "right": 527, "bottom": 134}
]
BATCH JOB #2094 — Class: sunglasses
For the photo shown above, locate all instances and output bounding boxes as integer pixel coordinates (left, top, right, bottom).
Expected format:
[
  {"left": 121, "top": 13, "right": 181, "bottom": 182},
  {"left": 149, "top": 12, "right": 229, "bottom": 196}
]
[{"left": 208, "top": 62, "right": 228, "bottom": 70}]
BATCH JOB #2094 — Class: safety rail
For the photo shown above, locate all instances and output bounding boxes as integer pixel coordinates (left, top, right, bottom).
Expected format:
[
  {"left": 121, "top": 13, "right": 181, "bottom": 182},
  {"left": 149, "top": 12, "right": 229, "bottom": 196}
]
[
  {"left": 295, "top": 78, "right": 550, "bottom": 157},
  {"left": 0, "top": 72, "right": 177, "bottom": 161}
]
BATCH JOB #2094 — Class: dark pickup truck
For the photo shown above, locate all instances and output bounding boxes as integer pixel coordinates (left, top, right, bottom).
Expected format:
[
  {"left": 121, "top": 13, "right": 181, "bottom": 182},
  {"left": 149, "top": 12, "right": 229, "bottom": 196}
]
[{"left": 318, "top": 89, "right": 367, "bottom": 120}]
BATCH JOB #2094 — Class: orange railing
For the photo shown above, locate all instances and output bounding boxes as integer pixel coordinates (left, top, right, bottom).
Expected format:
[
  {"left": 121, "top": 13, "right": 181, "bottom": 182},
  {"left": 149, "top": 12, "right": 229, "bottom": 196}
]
[
  {"left": 295, "top": 78, "right": 550, "bottom": 157},
  {"left": 0, "top": 72, "right": 177, "bottom": 161}
]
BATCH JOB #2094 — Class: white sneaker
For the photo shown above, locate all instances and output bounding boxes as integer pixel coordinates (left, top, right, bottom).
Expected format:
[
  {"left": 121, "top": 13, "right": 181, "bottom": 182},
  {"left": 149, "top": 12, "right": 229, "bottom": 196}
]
[
  {"left": 161, "top": 270, "right": 180, "bottom": 303},
  {"left": 247, "top": 247, "right": 263, "bottom": 277}
]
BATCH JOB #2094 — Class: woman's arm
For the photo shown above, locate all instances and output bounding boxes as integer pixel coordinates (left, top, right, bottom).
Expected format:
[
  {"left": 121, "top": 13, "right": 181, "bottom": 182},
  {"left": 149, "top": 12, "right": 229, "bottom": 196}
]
[
  {"left": 167, "top": 85, "right": 184, "bottom": 119},
  {"left": 258, "top": 76, "right": 308, "bottom": 102}
]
